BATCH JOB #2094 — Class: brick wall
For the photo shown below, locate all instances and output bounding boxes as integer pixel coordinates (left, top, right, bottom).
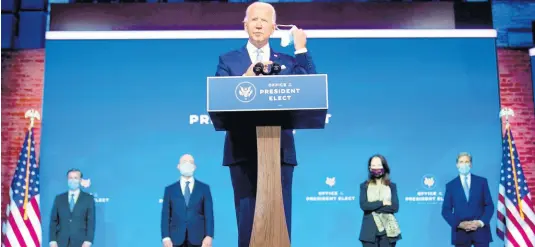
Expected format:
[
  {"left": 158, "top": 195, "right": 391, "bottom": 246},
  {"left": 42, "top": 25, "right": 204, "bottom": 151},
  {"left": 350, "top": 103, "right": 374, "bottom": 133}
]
[
  {"left": 498, "top": 49, "right": 535, "bottom": 202},
  {"left": 1, "top": 50, "right": 45, "bottom": 224}
]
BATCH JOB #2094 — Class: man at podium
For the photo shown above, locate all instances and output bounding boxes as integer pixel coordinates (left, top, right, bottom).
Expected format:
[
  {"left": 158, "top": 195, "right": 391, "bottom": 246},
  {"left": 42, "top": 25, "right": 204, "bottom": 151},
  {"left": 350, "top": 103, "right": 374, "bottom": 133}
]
[{"left": 214, "top": 2, "right": 317, "bottom": 247}]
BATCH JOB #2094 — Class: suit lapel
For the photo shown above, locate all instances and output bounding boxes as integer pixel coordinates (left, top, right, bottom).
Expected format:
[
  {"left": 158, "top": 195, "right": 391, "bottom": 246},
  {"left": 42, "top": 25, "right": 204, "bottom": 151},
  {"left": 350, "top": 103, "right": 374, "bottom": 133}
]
[
  {"left": 455, "top": 177, "right": 469, "bottom": 204},
  {"left": 175, "top": 181, "right": 186, "bottom": 205},
  {"left": 72, "top": 192, "right": 83, "bottom": 214},
  {"left": 61, "top": 193, "right": 70, "bottom": 213},
  {"left": 270, "top": 48, "right": 277, "bottom": 63},
  {"left": 271, "top": 48, "right": 284, "bottom": 67},
  {"left": 270, "top": 48, "right": 289, "bottom": 74},
  {"left": 468, "top": 175, "right": 475, "bottom": 204},
  {"left": 238, "top": 46, "right": 252, "bottom": 75},
  {"left": 188, "top": 182, "right": 201, "bottom": 207}
]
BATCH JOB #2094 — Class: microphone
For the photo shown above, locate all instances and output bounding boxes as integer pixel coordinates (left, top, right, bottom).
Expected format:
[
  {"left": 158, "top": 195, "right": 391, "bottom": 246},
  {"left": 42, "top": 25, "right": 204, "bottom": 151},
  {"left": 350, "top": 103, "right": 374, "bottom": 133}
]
[
  {"left": 253, "top": 62, "right": 282, "bottom": 75},
  {"left": 271, "top": 62, "right": 281, "bottom": 75},
  {"left": 253, "top": 62, "right": 264, "bottom": 76}
]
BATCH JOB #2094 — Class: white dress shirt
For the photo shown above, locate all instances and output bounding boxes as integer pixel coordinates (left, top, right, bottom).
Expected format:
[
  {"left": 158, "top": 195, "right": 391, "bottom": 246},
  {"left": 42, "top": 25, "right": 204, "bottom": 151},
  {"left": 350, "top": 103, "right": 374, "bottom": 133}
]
[
  {"left": 162, "top": 177, "right": 195, "bottom": 243},
  {"left": 69, "top": 189, "right": 80, "bottom": 204},
  {"left": 180, "top": 176, "right": 195, "bottom": 195},
  {"left": 246, "top": 41, "right": 271, "bottom": 63},
  {"left": 245, "top": 41, "right": 309, "bottom": 64},
  {"left": 460, "top": 173, "right": 471, "bottom": 190}
]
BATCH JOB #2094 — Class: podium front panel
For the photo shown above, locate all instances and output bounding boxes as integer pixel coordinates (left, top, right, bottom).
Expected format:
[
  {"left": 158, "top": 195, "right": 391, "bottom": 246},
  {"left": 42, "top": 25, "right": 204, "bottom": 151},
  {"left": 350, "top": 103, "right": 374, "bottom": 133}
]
[{"left": 207, "top": 74, "right": 328, "bottom": 112}]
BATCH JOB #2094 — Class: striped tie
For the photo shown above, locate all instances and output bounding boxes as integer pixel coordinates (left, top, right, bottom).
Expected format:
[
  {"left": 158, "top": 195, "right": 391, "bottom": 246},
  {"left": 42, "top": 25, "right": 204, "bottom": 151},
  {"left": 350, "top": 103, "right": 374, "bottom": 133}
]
[
  {"left": 184, "top": 181, "right": 191, "bottom": 206},
  {"left": 69, "top": 194, "right": 75, "bottom": 212},
  {"left": 463, "top": 176, "right": 470, "bottom": 201},
  {"left": 256, "top": 49, "right": 263, "bottom": 63}
]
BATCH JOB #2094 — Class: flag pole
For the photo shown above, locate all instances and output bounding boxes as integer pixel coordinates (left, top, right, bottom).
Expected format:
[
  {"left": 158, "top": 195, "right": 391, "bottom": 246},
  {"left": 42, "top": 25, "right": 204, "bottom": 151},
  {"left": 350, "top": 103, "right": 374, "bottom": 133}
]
[
  {"left": 22, "top": 109, "right": 40, "bottom": 220},
  {"left": 499, "top": 108, "right": 524, "bottom": 219}
]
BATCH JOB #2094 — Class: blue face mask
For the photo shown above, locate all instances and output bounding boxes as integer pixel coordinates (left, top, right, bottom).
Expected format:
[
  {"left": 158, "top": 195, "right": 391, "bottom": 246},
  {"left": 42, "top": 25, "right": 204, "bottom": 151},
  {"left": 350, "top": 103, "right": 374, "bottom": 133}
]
[
  {"left": 457, "top": 163, "right": 471, "bottom": 175},
  {"left": 277, "top": 25, "right": 297, "bottom": 47},
  {"left": 179, "top": 162, "right": 195, "bottom": 177},
  {"left": 68, "top": 179, "right": 80, "bottom": 190}
]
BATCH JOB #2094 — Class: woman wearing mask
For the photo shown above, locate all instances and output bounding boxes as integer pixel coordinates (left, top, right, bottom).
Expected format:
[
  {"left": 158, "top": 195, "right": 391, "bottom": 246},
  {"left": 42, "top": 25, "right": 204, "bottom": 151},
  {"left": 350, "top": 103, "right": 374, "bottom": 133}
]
[{"left": 359, "top": 154, "right": 401, "bottom": 247}]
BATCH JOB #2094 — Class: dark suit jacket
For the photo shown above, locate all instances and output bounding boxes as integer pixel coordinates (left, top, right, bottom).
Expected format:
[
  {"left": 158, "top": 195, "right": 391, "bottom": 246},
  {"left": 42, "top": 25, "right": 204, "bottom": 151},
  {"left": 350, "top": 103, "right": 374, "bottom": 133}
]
[
  {"left": 215, "top": 44, "right": 317, "bottom": 166},
  {"left": 441, "top": 174, "right": 494, "bottom": 245},
  {"left": 161, "top": 179, "right": 214, "bottom": 245},
  {"left": 49, "top": 191, "right": 95, "bottom": 247},
  {"left": 359, "top": 182, "right": 400, "bottom": 243}
]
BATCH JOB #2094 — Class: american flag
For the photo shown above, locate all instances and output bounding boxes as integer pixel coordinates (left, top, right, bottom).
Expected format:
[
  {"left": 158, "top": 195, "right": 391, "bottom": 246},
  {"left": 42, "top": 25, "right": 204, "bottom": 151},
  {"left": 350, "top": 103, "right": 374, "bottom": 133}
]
[
  {"left": 2, "top": 128, "right": 41, "bottom": 247},
  {"left": 497, "top": 126, "right": 535, "bottom": 247}
]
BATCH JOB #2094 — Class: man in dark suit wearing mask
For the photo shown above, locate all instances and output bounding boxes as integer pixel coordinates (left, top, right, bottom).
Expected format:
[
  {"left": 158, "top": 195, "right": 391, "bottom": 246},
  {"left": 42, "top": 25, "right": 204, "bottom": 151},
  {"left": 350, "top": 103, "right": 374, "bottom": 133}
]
[
  {"left": 442, "top": 152, "right": 494, "bottom": 247},
  {"left": 49, "top": 169, "right": 95, "bottom": 247},
  {"left": 161, "top": 154, "right": 214, "bottom": 247}
]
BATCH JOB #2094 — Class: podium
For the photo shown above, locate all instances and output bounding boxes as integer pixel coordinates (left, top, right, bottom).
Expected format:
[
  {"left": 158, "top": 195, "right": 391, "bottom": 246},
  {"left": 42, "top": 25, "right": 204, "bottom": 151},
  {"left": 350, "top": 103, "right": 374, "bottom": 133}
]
[{"left": 207, "top": 74, "right": 328, "bottom": 247}]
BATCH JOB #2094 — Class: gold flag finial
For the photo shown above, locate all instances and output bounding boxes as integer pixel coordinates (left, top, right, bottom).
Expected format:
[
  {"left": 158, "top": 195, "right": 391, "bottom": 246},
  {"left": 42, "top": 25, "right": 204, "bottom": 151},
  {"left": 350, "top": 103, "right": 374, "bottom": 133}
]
[
  {"left": 499, "top": 108, "right": 514, "bottom": 129},
  {"left": 24, "top": 109, "right": 41, "bottom": 129}
]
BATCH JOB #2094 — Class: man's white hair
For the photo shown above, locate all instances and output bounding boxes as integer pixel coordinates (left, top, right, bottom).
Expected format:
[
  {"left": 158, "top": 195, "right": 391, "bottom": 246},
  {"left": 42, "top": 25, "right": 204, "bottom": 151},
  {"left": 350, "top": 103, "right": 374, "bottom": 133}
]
[{"left": 243, "top": 2, "right": 276, "bottom": 24}]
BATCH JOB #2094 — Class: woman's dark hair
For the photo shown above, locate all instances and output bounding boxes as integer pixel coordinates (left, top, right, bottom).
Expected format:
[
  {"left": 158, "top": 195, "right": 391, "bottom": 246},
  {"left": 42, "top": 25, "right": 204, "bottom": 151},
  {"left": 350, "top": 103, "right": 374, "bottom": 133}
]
[{"left": 366, "top": 154, "right": 391, "bottom": 186}]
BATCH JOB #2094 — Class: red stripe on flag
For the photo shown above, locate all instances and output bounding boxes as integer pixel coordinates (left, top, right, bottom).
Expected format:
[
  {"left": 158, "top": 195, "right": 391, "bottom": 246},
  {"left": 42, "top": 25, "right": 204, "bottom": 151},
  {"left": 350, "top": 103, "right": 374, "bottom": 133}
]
[
  {"left": 7, "top": 213, "right": 25, "bottom": 246},
  {"left": 20, "top": 205, "right": 40, "bottom": 247},
  {"left": 498, "top": 210, "right": 505, "bottom": 222},
  {"left": 3, "top": 235, "right": 12, "bottom": 247},
  {"left": 521, "top": 197, "right": 535, "bottom": 231},
  {"left": 30, "top": 199, "right": 41, "bottom": 222},
  {"left": 505, "top": 229, "right": 521, "bottom": 247},
  {"left": 505, "top": 206, "right": 533, "bottom": 247}
]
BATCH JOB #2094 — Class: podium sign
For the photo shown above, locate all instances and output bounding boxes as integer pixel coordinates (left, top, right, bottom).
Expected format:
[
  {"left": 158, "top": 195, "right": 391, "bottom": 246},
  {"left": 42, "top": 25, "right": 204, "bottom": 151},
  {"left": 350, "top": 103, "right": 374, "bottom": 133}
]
[{"left": 207, "top": 74, "right": 328, "bottom": 131}]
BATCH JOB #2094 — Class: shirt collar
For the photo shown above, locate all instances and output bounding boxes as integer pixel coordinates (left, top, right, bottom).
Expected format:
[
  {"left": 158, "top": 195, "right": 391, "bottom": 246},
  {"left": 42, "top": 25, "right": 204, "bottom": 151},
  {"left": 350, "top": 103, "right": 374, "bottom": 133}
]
[
  {"left": 460, "top": 173, "right": 471, "bottom": 180},
  {"left": 246, "top": 41, "right": 270, "bottom": 57},
  {"left": 180, "top": 176, "right": 195, "bottom": 183},
  {"left": 69, "top": 189, "right": 80, "bottom": 197}
]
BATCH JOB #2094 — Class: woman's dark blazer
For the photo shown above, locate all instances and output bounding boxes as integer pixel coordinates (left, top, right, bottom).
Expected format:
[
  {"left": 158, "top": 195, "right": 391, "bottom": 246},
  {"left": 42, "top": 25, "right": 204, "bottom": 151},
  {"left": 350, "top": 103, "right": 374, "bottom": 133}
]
[{"left": 358, "top": 181, "right": 400, "bottom": 243}]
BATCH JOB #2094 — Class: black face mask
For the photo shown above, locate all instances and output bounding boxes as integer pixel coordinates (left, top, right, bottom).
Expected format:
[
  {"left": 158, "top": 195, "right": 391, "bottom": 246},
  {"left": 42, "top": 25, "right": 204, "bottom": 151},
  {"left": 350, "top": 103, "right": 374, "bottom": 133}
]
[{"left": 370, "top": 168, "right": 385, "bottom": 178}]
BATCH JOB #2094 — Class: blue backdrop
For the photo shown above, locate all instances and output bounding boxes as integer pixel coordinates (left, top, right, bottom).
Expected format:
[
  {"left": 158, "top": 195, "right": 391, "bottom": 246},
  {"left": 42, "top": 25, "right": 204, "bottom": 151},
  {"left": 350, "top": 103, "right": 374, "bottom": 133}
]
[{"left": 40, "top": 35, "right": 503, "bottom": 247}]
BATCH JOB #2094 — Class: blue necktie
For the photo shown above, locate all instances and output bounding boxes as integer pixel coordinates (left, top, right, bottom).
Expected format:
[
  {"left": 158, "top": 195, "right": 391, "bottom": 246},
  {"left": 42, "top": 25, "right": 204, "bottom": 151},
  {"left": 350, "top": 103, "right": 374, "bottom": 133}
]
[
  {"left": 184, "top": 181, "right": 191, "bottom": 206},
  {"left": 69, "top": 194, "right": 75, "bottom": 212},
  {"left": 463, "top": 176, "right": 470, "bottom": 201},
  {"left": 256, "top": 49, "right": 263, "bottom": 63}
]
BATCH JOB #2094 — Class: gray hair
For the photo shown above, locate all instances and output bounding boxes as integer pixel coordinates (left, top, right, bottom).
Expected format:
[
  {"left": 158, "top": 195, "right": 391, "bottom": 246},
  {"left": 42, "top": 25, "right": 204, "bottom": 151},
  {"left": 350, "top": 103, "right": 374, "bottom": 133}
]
[
  {"left": 243, "top": 2, "right": 276, "bottom": 24},
  {"left": 456, "top": 152, "right": 472, "bottom": 163}
]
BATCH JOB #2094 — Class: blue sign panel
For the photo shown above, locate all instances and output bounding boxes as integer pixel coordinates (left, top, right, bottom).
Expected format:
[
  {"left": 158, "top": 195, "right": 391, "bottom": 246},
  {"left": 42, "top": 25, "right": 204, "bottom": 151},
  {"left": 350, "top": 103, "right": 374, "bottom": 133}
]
[{"left": 207, "top": 74, "right": 328, "bottom": 112}]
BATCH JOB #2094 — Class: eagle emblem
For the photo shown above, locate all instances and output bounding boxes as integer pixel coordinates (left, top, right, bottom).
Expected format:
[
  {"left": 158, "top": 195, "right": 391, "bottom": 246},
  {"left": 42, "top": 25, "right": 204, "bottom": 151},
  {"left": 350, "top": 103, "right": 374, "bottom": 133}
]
[
  {"left": 235, "top": 82, "right": 256, "bottom": 103},
  {"left": 325, "top": 177, "right": 336, "bottom": 187},
  {"left": 239, "top": 86, "right": 253, "bottom": 99},
  {"left": 423, "top": 176, "right": 435, "bottom": 188}
]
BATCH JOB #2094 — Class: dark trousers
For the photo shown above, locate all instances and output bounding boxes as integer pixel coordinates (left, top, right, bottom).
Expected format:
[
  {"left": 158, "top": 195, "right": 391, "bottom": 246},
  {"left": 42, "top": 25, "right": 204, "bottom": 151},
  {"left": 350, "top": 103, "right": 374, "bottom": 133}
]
[
  {"left": 229, "top": 162, "right": 294, "bottom": 247},
  {"left": 455, "top": 244, "right": 489, "bottom": 247},
  {"left": 176, "top": 242, "right": 200, "bottom": 247},
  {"left": 361, "top": 235, "right": 397, "bottom": 247},
  {"left": 65, "top": 239, "right": 83, "bottom": 247},
  {"left": 175, "top": 230, "right": 201, "bottom": 247}
]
